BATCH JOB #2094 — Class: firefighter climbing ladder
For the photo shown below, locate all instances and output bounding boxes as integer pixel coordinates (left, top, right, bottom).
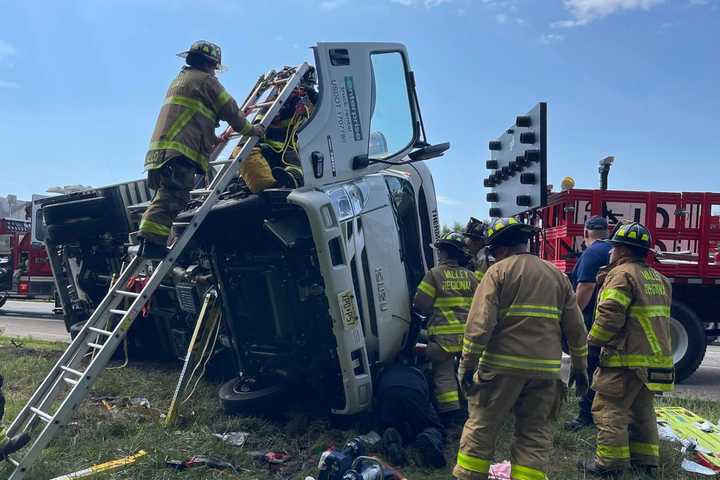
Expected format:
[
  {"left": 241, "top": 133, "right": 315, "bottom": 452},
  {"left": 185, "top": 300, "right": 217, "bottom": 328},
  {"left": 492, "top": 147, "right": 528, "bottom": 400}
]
[{"left": 4, "top": 63, "right": 311, "bottom": 480}]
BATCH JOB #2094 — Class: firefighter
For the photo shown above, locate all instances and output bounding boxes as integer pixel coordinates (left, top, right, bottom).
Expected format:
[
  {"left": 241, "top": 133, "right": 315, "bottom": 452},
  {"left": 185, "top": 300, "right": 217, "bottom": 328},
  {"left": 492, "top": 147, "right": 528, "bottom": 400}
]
[
  {"left": 462, "top": 217, "right": 490, "bottom": 282},
  {"left": 413, "top": 232, "right": 477, "bottom": 415},
  {"left": 579, "top": 222, "right": 673, "bottom": 478},
  {"left": 0, "top": 374, "right": 31, "bottom": 461},
  {"left": 235, "top": 71, "right": 317, "bottom": 193},
  {"left": 138, "top": 40, "right": 265, "bottom": 259},
  {"left": 453, "top": 217, "right": 589, "bottom": 480}
]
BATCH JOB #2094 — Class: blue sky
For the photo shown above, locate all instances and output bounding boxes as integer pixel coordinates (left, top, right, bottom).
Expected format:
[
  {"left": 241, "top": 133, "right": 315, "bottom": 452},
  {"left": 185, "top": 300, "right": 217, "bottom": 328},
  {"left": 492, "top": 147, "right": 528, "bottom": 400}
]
[{"left": 1, "top": 0, "right": 718, "bottom": 226}]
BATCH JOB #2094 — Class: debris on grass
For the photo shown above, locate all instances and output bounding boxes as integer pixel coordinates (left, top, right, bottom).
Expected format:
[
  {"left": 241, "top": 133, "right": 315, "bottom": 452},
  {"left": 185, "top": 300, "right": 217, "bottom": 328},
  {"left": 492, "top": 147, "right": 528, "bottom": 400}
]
[
  {"left": 263, "top": 451, "right": 290, "bottom": 464},
  {"left": 49, "top": 449, "right": 148, "bottom": 480},
  {"left": 213, "top": 431, "right": 249, "bottom": 447},
  {"left": 91, "top": 396, "right": 163, "bottom": 419},
  {"left": 166, "top": 455, "right": 246, "bottom": 474}
]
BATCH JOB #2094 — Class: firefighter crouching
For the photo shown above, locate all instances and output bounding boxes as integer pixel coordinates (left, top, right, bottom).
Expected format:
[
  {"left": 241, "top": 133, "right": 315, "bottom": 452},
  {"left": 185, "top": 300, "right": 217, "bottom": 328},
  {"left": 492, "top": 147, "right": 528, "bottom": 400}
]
[
  {"left": 463, "top": 217, "right": 490, "bottom": 282},
  {"left": 138, "top": 40, "right": 265, "bottom": 259},
  {"left": 235, "top": 73, "right": 317, "bottom": 193},
  {"left": 579, "top": 222, "right": 673, "bottom": 478},
  {"left": 453, "top": 218, "right": 589, "bottom": 480},
  {"left": 413, "top": 232, "right": 478, "bottom": 415}
]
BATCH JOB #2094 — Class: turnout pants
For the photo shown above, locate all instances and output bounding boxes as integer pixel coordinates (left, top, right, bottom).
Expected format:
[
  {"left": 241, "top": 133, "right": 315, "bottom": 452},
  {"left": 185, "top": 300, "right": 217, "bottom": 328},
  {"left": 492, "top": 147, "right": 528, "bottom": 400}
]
[
  {"left": 591, "top": 368, "right": 659, "bottom": 468},
  {"left": 139, "top": 157, "right": 196, "bottom": 246},
  {"left": 453, "top": 373, "right": 564, "bottom": 480},
  {"left": 577, "top": 345, "right": 601, "bottom": 421},
  {"left": 426, "top": 342, "right": 461, "bottom": 413}
]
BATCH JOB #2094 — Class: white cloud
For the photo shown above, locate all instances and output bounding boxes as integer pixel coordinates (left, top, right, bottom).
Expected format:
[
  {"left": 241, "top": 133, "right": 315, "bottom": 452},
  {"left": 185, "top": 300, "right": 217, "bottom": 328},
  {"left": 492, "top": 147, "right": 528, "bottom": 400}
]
[
  {"left": 0, "top": 41, "right": 17, "bottom": 66},
  {"left": 437, "top": 194, "right": 461, "bottom": 206},
  {"left": 0, "top": 80, "right": 19, "bottom": 89},
  {"left": 552, "top": 0, "right": 664, "bottom": 28},
  {"left": 495, "top": 13, "right": 508, "bottom": 23},
  {"left": 539, "top": 33, "right": 565, "bottom": 44}
]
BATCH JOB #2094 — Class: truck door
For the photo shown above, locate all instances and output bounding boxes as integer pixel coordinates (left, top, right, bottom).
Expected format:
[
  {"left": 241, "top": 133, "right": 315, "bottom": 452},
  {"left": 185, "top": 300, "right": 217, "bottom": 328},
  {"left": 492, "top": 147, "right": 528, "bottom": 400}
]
[{"left": 298, "top": 43, "right": 421, "bottom": 188}]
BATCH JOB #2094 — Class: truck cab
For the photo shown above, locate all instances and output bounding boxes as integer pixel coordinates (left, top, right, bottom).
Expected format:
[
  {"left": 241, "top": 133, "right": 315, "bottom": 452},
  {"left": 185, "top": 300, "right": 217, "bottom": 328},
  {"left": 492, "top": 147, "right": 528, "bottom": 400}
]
[{"left": 39, "top": 42, "right": 446, "bottom": 415}]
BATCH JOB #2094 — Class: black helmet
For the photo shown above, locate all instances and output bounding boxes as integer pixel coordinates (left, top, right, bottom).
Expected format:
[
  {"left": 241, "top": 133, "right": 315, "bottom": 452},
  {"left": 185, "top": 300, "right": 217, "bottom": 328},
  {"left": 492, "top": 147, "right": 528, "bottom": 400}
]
[
  {"left": 177, "top": 40, "right": 222, "bottom": 67},
  {"left": 485, "top": 217, "right": 538, "bottom": 247},
  {"left": 434, "top": 232, "right": 467, "bottom": 254},
  {"left": 463, "top": 217, "right": 487, "bottom": 241},
  {"left": 607, "top": 221, "right": 652, "bottom": 251}
]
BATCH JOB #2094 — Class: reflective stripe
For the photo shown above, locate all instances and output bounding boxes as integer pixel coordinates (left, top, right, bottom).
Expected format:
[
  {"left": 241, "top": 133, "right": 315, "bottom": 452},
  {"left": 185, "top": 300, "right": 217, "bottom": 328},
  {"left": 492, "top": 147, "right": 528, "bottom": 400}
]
[
  {"left": 436, "top": 390, "right": 459, "bottom": 404},
  {"left": 589, "top": 323, "right": 616, "bottom": 342},
  {"left": 511, "top": 464, "right": 548, "bottom": 480},
  {"left": 599, "top": 288, "right": 631, "bottom": 308},
  {"left": 629, "top": 442, "right": 659, "bottom": 457},
  {"left": 647, "top": 382, "right": 674, "bottom": 392},
  {"left": 214, "top": 90, "right": 232, "bottom": 110},
  {"left": 474, "top": 271, "right": 485, "bottom": 282},
  {"left": 139, "top": 218, "right": 171, "bottom": 237},
  {"left": 438, "top": 308, "right": 461, "bottom": 325},
  {"left": 569, "top": 344, "right": 588, "bottom": 357},
  {"left": 502, "top": 304, "right": 561, "bottom": 320},
  {"left": 462, "top": 337, "right": 485, "bottom": 354},
  {"left": 164, "top": 95, "right": 217, "bottom": 123},
  {"left": 601, "top": 354, "right": 673, "bottom": 368},
  {"left": 427, "top": 324, "right": 465, "bottom": 335},
  {"left": 417, "top": 280, "right": 436, "bottom": 298},
  {"left": 480, "top": 352, "right": 561, "bottom": 373},
  {"left": 435, "top": 297, "right": 473, "bottom": 308},
  {"left": 164, "top": 108, "right": 196, "bottom": 141},
  {"left": 630, "top": 305, "right": 670, "bottom": 317},
  {"left": 635, "top": 315, "right": 663, "bottom": 355},
  {"left": 597, "top": 444, "right": 630, "bottom": 460},
  {"left": 148, "top": 141, "right": 208, "bottom": 172},
  {"left": 456, "top": 452, "right": 491, "bottom": 474},
  {"left": 442, "top": 344, "right": 462, "bottom": 353}
]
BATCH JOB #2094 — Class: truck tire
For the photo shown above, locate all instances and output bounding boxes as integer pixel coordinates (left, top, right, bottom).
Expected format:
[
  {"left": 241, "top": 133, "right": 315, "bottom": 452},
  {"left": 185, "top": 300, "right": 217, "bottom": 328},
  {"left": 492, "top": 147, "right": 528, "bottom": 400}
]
[
  {"left": 670, "top": 300, "right": 706, "bottom": 382},
  {"left": 46, "top": 218, "right": 108, "bottom": 243},
  {"left": 218, "top": 376, "right": 286, "bottom": 414},
  {"left": 43, "top": 197, "right": 111, "bottom": 226}
]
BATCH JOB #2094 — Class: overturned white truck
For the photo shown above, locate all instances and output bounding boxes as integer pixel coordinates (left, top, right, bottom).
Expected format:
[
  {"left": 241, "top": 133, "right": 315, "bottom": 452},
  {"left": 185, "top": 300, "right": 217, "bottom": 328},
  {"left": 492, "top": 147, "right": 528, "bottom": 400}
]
[{"left": 38, "top": 43, "right": 447, "bottom": 415}]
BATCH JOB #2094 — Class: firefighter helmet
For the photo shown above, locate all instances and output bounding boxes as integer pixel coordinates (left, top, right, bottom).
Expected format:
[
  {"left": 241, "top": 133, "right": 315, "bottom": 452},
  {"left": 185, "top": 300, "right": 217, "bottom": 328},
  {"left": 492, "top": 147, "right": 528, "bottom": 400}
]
[
  {"left": 434, "top": 232, "right": 467, "bottom": 253},
  {"left": 177, "top": 40, "right": 222, "bottom": 67},
  {"left": 485, "top": 217, "right": 538, "bottom": 247},
  {"left": 463, "top": 217, "right": 487, "bottom": 241},
  {"left": 607, "top": 221, "right": 652, "bottom": 251}
]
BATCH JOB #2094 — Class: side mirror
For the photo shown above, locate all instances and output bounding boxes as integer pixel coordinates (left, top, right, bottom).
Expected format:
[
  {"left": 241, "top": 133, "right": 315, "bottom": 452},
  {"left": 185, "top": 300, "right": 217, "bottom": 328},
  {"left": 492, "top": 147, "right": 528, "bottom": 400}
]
[{"left": 408, "top": 142, "right": 450, "bottom": 162}]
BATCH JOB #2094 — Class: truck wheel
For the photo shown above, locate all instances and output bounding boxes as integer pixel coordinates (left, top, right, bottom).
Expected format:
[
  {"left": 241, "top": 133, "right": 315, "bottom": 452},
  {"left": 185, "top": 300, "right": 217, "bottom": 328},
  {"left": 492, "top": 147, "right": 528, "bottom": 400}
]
[
  {"left": 218, "top": 376, "right": 286, "bottom": 414},
  {"left": 670, "top": 300, "right": 706, "bottom": 382},
  {"left": 43, "top": 197, "right": 111, "bottom": 226},
  {"left": 46, "top": 218, "right": 108, "bottom": 243}
]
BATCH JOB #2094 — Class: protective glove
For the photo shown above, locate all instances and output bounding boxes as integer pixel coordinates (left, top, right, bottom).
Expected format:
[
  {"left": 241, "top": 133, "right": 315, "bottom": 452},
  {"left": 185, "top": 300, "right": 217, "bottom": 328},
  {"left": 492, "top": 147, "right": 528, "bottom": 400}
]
[
  {"left": 457, "top": 366, "right": 476, "bottom": 396},
  {"left": 251, "top": 124, "right": 266, "bottom": 137},
  {"left": 568, "top": 368, "right": 589, "bottom": 398}
]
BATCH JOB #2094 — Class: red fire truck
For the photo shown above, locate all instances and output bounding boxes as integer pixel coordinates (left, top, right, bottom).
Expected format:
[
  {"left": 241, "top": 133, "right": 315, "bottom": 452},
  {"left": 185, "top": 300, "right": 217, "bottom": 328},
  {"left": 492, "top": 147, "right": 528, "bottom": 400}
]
[
  {"left": 533, "top": 188, "right": 720, "bottom": 382},
  {"left": 0, "top": 217, "right": 54, "bottom": 307}
]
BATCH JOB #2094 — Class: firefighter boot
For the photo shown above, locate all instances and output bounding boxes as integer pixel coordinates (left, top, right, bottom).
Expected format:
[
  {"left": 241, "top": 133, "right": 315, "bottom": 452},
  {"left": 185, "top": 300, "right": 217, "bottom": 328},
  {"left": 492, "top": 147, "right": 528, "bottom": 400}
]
[
  {"left": 564, "top": 415, "right": 593, "bottom": 432},
  {"left": 577, "top": 459, "right": 624, "bottom": 478},
  {"left": 139, "top": 238, "right": 168, "bottom": 260},
  {"left": 382, "top": 428, "right": 407, "bottom": 466},
  {"left": 0, "top": 432, "right": 31, "bottom": 461},
  {"left": 272, "top": 167, "right": 303, "bottom": 189},
  {"left": 416, "top": 427, "right": 446, "bottom": 468}
]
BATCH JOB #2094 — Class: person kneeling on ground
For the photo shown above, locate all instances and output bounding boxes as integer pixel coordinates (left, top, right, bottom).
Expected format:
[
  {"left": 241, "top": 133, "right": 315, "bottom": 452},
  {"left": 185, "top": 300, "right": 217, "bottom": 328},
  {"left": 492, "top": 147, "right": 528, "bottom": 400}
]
[{"left": 375, "top": 362, "right": 447, "bottom": 468}]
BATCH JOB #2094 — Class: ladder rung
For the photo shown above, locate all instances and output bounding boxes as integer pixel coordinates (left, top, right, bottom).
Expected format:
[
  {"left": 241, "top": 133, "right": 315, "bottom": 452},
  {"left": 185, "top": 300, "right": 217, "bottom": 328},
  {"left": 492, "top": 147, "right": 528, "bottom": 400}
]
[
  {"left": 209, "top": 160, "right": 231, "bottom": 165},
  {"left": 60, "top": 366, "right": 84, "bottom": 377},
  {"left": 116, "top": 290, "right": 140, "bottom": 298},
  {"left": 249, "top": 101, "right": 275, "bottom": 110},
  {"left": 7, "top": 456, "right": 19, "bottom": 467},
  {"left": 88, "top": 326, "right": 112, "bottom": 336},
  {"left": 64, "top": 377, "right": 79, "bottom": 386},
  {"left": 172, "top": 222, "right": 190, "bottom": 227},
  {"left": 190, "top": 189, "right": 211, "bottom": 196},
  {"left": 87, "top": 342, "right": 104, "bottom": 350},
  {"left": 109, "top": 309, "right": 128, "bottom": 316},
  {"left": 30, "top": 407, "right": 53, "bottom": 423}
]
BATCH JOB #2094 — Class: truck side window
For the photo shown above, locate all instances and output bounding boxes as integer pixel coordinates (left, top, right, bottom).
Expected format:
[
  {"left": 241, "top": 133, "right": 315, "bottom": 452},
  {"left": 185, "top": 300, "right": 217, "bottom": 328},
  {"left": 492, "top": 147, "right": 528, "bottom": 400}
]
[
  {"left": 418, "top": 186, "right": 435, "bottom": 269},
  {"left": 369, "top": 52, "right": 414, "bottom": 160},
  {"left": 385, "top": 176, "right": 425, "bottom": 295}
]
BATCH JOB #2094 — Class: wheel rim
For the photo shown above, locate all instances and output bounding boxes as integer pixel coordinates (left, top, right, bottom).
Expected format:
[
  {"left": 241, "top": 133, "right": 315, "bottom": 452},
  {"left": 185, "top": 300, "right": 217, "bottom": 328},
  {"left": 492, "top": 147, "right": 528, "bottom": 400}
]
[{"left": 669, "top": 316, "right": 689, "bottom": 364}]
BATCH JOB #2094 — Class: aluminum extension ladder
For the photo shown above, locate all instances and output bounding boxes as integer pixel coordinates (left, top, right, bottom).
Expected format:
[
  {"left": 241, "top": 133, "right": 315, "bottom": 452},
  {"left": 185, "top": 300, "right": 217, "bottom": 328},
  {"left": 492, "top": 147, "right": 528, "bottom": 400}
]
[{"left": 4, "top": 62, "right": 311, "bottom": 480}]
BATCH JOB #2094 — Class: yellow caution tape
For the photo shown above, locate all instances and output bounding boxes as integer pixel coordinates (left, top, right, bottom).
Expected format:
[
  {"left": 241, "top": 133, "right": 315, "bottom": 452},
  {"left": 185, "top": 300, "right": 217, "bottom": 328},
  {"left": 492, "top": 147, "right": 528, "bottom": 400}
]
[{"left": 49, "top": 450, "right": 148, "bottom": 480}]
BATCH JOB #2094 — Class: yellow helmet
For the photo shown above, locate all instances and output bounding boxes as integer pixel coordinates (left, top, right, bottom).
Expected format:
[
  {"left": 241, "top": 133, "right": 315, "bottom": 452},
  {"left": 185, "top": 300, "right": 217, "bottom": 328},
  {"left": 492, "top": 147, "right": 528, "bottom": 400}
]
[{"left": 561, "top": 176, "right": 575, "bottom": 191}]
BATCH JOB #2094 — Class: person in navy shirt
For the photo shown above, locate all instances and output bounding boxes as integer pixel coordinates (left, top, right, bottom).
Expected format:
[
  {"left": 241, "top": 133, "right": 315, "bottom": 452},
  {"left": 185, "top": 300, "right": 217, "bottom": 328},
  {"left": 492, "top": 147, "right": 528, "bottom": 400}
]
[{"left": 565, "top": 215, "right": 612, "bottom": 431}]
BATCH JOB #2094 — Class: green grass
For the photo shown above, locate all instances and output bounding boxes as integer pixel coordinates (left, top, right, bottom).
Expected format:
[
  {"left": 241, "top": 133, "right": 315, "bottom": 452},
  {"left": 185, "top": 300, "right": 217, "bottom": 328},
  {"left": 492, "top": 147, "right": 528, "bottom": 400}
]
[{"left": 0, "top": 338, "right": 716, "bottom": 479}]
